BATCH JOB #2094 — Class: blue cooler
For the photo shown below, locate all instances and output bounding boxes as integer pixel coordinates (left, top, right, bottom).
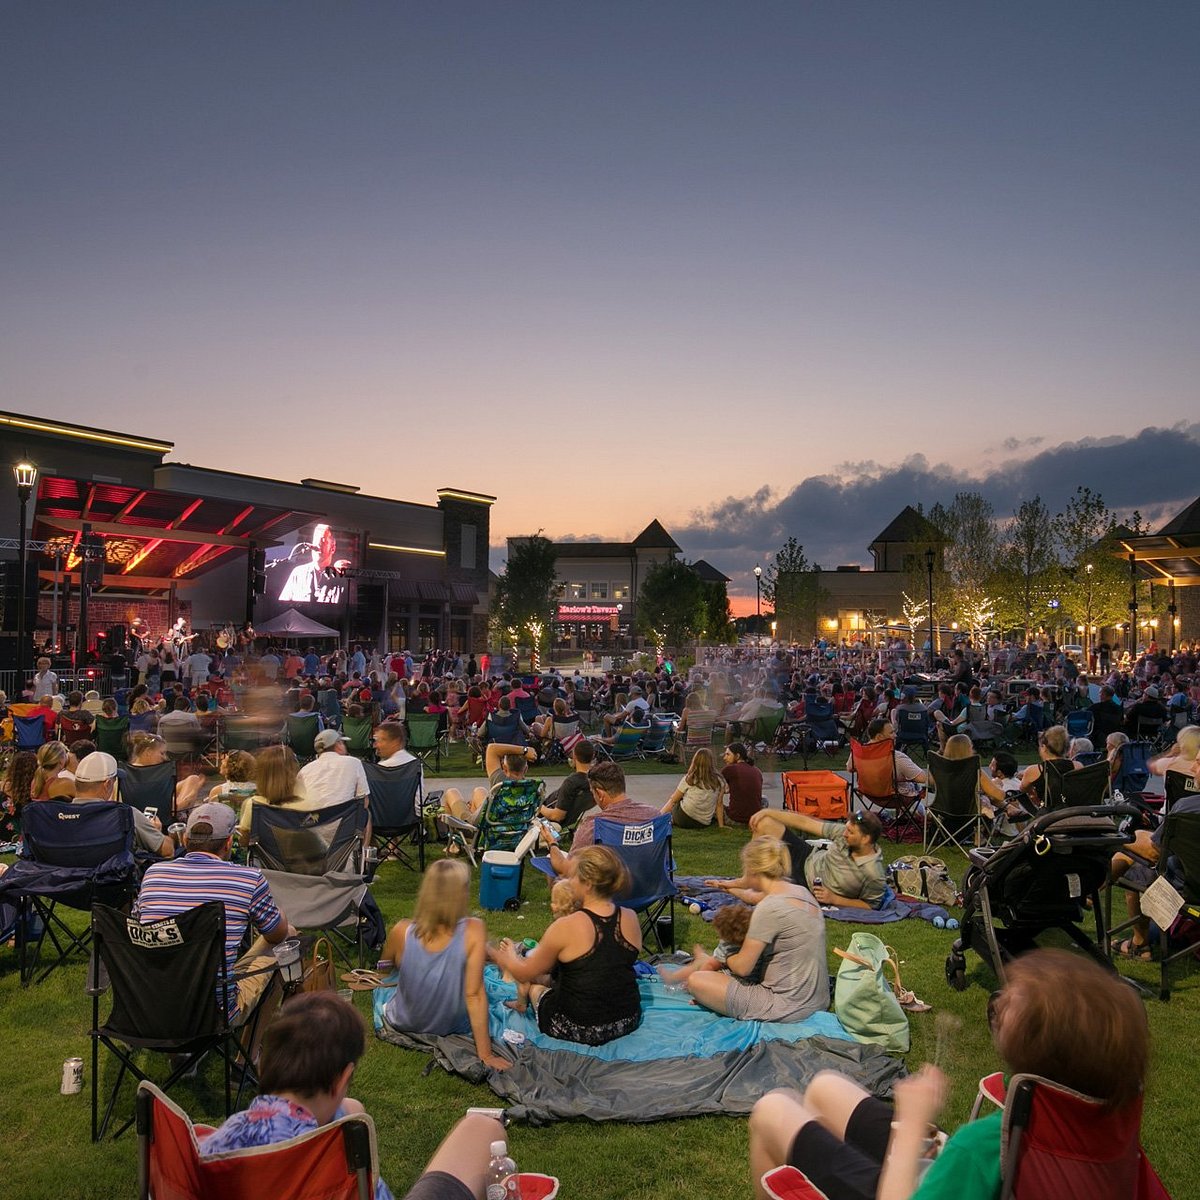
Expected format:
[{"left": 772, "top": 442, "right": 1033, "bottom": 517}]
[{"left": 479, "top": 850, "right": 522, "bottom": 911}]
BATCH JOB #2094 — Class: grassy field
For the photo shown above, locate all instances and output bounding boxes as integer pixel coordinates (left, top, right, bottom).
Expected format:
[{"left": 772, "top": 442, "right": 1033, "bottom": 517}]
[{"left": 1, "top": 744, "right": 1194, "bottom": 1199}]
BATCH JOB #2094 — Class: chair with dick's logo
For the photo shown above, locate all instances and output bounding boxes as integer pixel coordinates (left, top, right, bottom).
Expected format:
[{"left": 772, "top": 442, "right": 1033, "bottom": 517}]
[
  {"left": 89, "top": 900, "right": 242, "bottom": 1141},
  {"left": 594, "top": 813, "right": 678, "bottom": 953},
  {"left": 0, "top": 799, "right": 137, "bottom": 985}
]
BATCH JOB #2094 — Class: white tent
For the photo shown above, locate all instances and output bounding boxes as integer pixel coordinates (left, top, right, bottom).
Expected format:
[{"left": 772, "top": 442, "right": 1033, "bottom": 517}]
[{"left": 252, "top": 608, "right": 341, "bottom": 638}]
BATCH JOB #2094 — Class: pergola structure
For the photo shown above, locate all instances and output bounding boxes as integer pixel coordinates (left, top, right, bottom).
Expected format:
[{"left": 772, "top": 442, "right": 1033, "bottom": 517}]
[
  {"left": 1114, "top": 495, "right": 1200, "bottom": 652},
  {"left": 31, "top": 475, "right": 319, "bottom": 596}
]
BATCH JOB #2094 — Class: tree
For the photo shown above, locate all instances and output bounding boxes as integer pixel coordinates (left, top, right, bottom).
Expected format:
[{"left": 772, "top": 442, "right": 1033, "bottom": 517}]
[
  {"left": 1053, "top": 488, "right": 1131, "bottom": 636},
  {"left": 993, "top": 496, "right": 1057, "bottom": 639},
  {"left": 493, "top": 535, "right": 562, "bottom": 666},
  {"left": 928, "top": 492, "right": 999, "bottom": 647},
  {"left": 762, "top": 537, "right": 828, "bottom": 643},
  {"left": 700, "top": 579, "right": 735, "bottom": 644},
  {"left": 636, "top": 559, "right": 707, "bottom": 654}
]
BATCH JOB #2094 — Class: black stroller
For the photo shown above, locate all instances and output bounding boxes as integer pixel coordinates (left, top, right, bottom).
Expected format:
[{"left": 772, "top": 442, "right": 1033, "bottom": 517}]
[{"left": 946, "top": 803, "right": 1136, "bottom": 991}]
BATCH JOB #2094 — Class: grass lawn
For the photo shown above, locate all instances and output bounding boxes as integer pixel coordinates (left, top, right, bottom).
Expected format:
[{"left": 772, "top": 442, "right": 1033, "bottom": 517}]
[{"left": 1, "top": 743, "right": 1194, "bottom": 1198}]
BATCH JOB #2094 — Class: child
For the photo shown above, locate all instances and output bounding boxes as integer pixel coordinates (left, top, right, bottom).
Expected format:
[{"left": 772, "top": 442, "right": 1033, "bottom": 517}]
[
  {"left": 207, "top": 750, "right": 258, "bottom": 808},
  {"left": 502, "top": 879, "right": 581, "bottom": 1013},
  {"left": 979, "top": 749, "right": 1029, "bottom": 838},
  {"left": 660, "top": 903, "right": 758, "bottom": 987}
]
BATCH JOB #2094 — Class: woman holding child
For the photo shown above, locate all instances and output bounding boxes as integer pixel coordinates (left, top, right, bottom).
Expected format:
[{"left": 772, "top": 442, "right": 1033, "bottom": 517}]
[
  {"left": 380, "top": 858, "right": 510, "bottom": 1071},
  {"left": 490, "top": 846, "right": 642, "bottom": 1046}
]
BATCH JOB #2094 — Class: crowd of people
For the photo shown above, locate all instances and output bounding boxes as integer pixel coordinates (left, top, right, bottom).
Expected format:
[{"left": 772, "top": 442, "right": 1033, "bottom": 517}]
[{"left": 1, "top": 629, "right": 1190, "bottom": 1199}]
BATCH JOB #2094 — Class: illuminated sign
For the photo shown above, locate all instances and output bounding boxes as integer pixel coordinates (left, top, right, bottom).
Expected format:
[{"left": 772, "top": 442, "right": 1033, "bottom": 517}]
[{"left": 557, "top": 604, "right": 621, "bottom": 621}]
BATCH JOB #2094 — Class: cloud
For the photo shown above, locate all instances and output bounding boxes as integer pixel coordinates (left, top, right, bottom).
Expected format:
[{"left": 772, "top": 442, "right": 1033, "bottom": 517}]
[
  {"left": 999, "top": 435, "right": 1045, "bottom": 453},
  {"left": 677, "top": 423, "right": 1200, "bottom": 591}
]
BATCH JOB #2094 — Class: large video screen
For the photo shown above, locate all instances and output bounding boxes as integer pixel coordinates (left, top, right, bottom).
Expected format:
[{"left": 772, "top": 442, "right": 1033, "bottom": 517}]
[{"left": 263, "top": 523, "right": 357, "bottom": 612}]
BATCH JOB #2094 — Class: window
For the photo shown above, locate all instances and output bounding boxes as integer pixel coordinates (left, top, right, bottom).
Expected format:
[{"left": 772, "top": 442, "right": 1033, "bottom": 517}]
[
  {"left": 567, "top": 582, "right": 586, "bottom": 599},
  {"left": 590, "top": 581, "right": 609, "bottom": 599},
  {"left": 612, "top": 584, "right": 629, "bottom": 600},
  {"left": 460, "top": 523, "right": 476, "bottom": 570}
]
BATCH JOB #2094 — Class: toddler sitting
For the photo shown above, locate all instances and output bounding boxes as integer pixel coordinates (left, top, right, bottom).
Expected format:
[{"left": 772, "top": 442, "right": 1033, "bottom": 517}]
[
  {"left": 660, "top": 903, "right": 757, "bottom": 987},
  {"left": 502, "top": 879, "right": 581, "bottom": 1013}
]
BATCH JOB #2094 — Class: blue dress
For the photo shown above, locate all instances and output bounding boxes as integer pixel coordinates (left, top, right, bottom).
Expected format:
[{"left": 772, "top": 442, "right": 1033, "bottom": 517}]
[{"left": 383, "top": 920, "right": 471, "bottom": 1036}]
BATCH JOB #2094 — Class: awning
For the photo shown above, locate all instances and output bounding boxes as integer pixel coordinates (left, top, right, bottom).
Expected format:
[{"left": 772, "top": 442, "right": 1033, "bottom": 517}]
[{"left": 385, "top": 579, "right": 481, "bottom": 605}]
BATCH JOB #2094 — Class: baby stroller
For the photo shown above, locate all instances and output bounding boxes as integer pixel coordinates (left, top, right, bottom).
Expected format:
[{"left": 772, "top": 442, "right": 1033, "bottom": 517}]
[{"left": 946, "top": 803, "right": 1136, "bottom": 991}]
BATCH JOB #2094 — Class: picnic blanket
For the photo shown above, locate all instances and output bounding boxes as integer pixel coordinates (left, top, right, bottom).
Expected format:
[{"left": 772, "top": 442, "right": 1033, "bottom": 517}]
[
  {"left": 675, "top": 876, "right": 949, "bottom": 925},
  {"left": 374, "top": 968, "right": 905, "bottom": 1124}
]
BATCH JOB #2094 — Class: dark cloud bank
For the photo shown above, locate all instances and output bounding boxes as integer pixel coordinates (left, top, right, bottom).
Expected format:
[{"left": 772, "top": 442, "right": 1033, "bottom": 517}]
[{"left": 676, "top": 423, "right": 1200, "bottom": 588}]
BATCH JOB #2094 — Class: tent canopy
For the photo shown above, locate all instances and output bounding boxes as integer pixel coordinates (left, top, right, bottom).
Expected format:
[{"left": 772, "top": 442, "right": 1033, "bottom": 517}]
[{"left": 252, "top": 608, "right": 341, "bottom": 638}]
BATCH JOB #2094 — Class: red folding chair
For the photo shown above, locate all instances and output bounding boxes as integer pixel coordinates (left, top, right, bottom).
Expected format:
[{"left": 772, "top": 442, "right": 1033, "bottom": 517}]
[
  {"left": 848, "top": 737, "right": 924, "bottom": 841},
  {"left": 760, "top": 1167, "right": 830, "bottom": 1199},
  {"left": 974, "top": 1072, "right": 1171, "bottom": 1199},
  {"left": 135, "top": 1081, "right": 379, "bottom": 1200}
]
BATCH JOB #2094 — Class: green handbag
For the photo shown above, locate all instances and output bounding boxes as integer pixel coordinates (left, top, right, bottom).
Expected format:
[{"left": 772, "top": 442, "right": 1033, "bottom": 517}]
[{"left": 833, "top": 932, "right": 910, "bottom": 1053}]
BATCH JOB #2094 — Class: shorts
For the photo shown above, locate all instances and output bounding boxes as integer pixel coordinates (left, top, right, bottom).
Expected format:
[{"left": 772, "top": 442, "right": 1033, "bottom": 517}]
[
  {"left": 671, "top": 807, "right": 709, "bottom": 830},
  {"left": 403, "top": 1170, "right": 474, "bottom": 1200},
  {"left": 780, "top": 828, "right": 813, "bottom": 885},
  {"left": 788, "top": 1095, "right": 893, "bottom": 1200}
]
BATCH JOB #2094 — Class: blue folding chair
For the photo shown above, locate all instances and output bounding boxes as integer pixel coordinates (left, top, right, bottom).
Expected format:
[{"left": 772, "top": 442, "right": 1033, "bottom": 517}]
[
  {"left": 0, "top": 800, "right": 137, "bottom": 985},
  {"left": 13, "top": 714, "right": 47, "bottom": 751},
  {"left": 594, "top": 813, "right": 678, "bottom": 953}
]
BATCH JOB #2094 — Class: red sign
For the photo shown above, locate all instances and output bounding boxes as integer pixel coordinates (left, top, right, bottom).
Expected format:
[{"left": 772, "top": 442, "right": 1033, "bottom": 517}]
[{"left": 557, "top": 604, "right": 621, "bottom": 621}]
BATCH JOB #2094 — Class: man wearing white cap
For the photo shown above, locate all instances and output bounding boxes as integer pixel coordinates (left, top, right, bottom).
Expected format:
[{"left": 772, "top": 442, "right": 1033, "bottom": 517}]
[
  {"left": 297, "top": 729, "right": 370, "bottom": 811},
  {"left": 74, "top": 752, "right": 174, "bottom": 859},
  {"left": 136, "top": 801, "right": 292, "bottom": 1023}
]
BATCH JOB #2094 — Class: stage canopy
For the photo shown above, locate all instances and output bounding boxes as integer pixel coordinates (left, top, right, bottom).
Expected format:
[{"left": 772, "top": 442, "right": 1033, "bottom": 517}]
[{"left": 252, "top": 608, "right": 341, "bottom": 638}]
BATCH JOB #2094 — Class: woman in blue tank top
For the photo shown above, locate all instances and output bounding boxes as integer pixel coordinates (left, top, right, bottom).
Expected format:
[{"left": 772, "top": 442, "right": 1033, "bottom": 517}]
[{"left": 380, "top": 859, "right": 510, "bottom": 1071}]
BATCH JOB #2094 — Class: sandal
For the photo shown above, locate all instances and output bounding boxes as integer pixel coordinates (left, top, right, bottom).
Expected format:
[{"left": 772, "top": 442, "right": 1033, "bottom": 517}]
[
  {"left": 897, "top": 988, "right": 933, "bottom": 1013},
  {"left": 340, "top": 969, "right": 388, "bottom": 991},
  {"left": 1111, "top": 938, "right": 1152, "bottom": 962}
]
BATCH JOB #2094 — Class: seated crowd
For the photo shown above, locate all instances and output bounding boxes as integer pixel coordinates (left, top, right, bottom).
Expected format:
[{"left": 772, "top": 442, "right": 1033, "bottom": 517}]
[{"left": 1, "top": 632, "right": 1191, "bottom": 1199}]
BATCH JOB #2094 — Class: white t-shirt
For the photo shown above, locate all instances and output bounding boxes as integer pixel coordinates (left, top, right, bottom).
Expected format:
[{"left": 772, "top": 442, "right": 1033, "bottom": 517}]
[
  {"left": 296, "top": 752, "right": 370, "bottom": 809},
  {"left": 185, "top": 652, "right": 212, "bottom": 682},
  {"left": 33, "top": 670, "right": 59, "bottom": 698}
]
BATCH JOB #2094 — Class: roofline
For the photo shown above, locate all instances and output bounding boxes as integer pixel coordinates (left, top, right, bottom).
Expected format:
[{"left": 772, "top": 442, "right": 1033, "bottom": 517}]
[{"left": 0, "top": 410, "right": 173, "bottom": 455}]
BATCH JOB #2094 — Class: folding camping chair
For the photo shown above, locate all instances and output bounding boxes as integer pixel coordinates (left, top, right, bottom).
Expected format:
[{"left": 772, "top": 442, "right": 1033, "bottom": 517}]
[
  {"left": 592, "top": 723, "right": 648, "bottom": 763},
  {"left": 0, "top": 799, "right": 137, "bottom": 985},
  {"left": 637, "top": 716, "right": 676, "bottom": 760},
  {"left": 1064, "top": 708, "right": 1094, "bottom": 741},
  {"left": 1045, "top": 759, "right": 1111, "bottom": 809},
  {"left": 800, "top": 697, "right": 843, "bottom": 754},
  {"left": 1107, "top": 808, "right": 1200, "bottom": 1001},
  {"left": 1114, "top": 741, "right": 1153, "bottom": 797},
  {"left": 135, "top": 1081, "right": 379, "bottom": 1200},
  {"left": 594, "top": 813, "right": 678, "bottom": 953},
  {"left": 672, "top": 709, "right": 715, "bottom": 763},
  {"left": 341, "top": 714, "right": 375, "bottom": 759},
  {"left": 442, "top": 778, "right": 545, "bottom": 867},
  {"left": 894, "top": 708, "right": 932, "bottom": 761},
  {"left": 364, "top": 759, "right": 425, "bottom": 872},
  {"left": 286, "top": 714, "right": 321, "bottom": 763},
  {"left": 848, "top": 737, "right": 925, "bottom": 842},
  {"left": 13, "top": 713, "right": 47, "bottom": 751},
  {"left": 247, "top": 800, "right": 371, "bottom": 967},
  {"left": 94, "top": 714, "right": 131, "bottom": 760},
  {"left": 90, "top": 900, "right": 246, "bottom": 1140},
  {"left": 118, "top": 760, "right": 178, "bottom": 822},
  {"left": 972, "top": 1073, "right": 1170, "bottom": 1199},
  {"left": 406, "top": 712, "right": 446, "bottom": 773},
  {"left": 924, "top": 751, "right": 982, "bottom": 852}
]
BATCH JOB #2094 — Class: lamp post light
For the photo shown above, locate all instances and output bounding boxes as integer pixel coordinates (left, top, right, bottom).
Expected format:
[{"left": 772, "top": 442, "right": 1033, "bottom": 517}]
[
  {"left": 1168, "top": 580, "right": 1177, "bottom": 654},
  {"left": 924, "top": 547, "right": 935, "bottom": 673},
  {"left": 1128, "top": 552, "right": 1138, "bottom": 658},
  {"left": 753, "top": 564, "right": 762, "bottom": 633},
  {"left": 13, "top": 461, "right": 38, "bottom": 692},
  {"left": 1084, "top": 562, "right": 1094, "bottom": 668}
]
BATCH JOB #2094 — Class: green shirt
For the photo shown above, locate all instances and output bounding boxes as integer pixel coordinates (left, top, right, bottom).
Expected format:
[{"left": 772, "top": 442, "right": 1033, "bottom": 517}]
[{"left": 915, "top": 1111, "right": 1002, "bottom": 1200}]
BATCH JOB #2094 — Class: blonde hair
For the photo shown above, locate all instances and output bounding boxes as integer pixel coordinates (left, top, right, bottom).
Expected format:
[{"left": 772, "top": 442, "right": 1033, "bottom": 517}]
[
  {"left": 740, "top": 836, "right": 791, "bottom": 882},
  {"left": 254, "top": 745, "right": 300, "bottom": 805},
  {"left": 31, "top": 741, "right": 71, "bottom": 799},
  {"left": 1040, "top": 725, "right": 1070, "bottom": 758},
  {"left": 573, "top": 846, "right": 630, "bottom": 900},
  {"left": 550, "top": 878, "right": 582, "bottom": 918},
  {"left": 131, "top": 698, "right": 154, "bottom": 715},
  {"left": 685, "top": 747, "right": 723, "bottom": 791},
  {"left": 220, "top": 750, "right": 256, "bottom": 784},
  {"left": 1174, "top": 725, "right": 1200, "bottom": 761},
  {"left": 129, "top": 731, "right": 165, "bottom": 761},
  {"left": 412, "top": 859, "right": 470, "bottom": 940},
  {"left": 943, "top": 734, "right": 975, "bottom": 761}
]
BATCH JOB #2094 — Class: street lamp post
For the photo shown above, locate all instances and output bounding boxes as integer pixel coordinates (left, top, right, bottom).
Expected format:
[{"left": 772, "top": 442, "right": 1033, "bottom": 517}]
[
  {"left": 13, "top": 460, "right": 38, "bottom": 692},
  {"left": 924, "top": 547, "right": 935, "bottom": 673},
  {"left": 753, "top": 564, "right": 762, "bottom": 633},
  {"left": 1128, "top": 553, "right": 1138, "bottom": 658},
  {"left": 1084, "top": 562, "right": 1094, "bottom": 669}
]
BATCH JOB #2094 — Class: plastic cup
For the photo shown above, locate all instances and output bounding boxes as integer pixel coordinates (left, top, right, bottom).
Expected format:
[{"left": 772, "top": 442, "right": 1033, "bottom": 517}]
[
  {"left": 337, "top": 989, "right": 354, "bottom": 1004},
  {"left": 271, "top": 938, "right": 303, "bottom": 985}
]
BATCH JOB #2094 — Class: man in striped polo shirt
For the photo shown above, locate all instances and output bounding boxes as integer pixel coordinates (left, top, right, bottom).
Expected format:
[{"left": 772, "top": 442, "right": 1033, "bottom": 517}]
[{"left": 136, "top": 802, "right": 294, "bottom": 1024}]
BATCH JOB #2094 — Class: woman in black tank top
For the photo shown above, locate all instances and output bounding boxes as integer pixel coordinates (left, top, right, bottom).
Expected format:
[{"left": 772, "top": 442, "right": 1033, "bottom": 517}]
[
  {"left": 491, "top": 846, "right": 642, "bottom": 1047},
  {"left": 1020, "top": 725, "right": 1079, "bottom": 809}
]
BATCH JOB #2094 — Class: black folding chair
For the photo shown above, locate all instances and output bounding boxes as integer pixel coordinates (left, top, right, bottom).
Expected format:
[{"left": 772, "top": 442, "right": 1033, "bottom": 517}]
[
  {"left": 364, "top": 759, "right": 425, "bottom": 871},
  {"left": 0, "top": 800, "right": 137, "bottom": 985},
  {"left": 595, "top": 813, "right": 678, "bottom": 953},
  {"left": 90, "top": 900, "right": 243, "bottom": 1140},
  {"left": 248, "top": 800, "right": 371, "bottom": 967},
  {"left": 117, "top": 761, "right": 178, "bottom": 822},
  {"left": 925, "top": 752, "right": 982, "bottom": 852},
  {"left": 1046, "top": 760, "right": 1111, "bottom": 809}
]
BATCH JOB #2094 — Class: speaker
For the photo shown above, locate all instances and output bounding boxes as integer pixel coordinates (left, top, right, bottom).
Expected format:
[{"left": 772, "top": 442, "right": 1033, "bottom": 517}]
[
  {"left": 0, "top": 559, "right": 40, "bottom": 633},
  {"left": 107, "top": 623, "right": 128, "bottom": 652}
]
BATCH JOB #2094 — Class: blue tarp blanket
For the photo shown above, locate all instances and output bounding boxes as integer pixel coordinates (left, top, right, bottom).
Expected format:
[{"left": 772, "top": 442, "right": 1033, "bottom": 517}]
[
  {"left": 674, "top": 876, "right": 949, "bottom": 925},
  {"left": 374, "top": 967, "right": 904, "bottom": 1124}
]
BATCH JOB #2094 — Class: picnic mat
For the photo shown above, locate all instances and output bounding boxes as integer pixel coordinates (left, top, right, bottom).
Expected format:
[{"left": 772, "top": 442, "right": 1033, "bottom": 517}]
[
  {"left": 674, "top": 876, "right": 949, "bottom": 925},
  {"left": 374, "top": 968, "right": 904, "bottom": 1124}
]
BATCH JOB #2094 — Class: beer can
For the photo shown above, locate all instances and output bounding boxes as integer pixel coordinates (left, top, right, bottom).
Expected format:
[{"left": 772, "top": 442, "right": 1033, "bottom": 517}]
[{"left": 61, "top": 1057, "right": 83, "bottom": 1095}]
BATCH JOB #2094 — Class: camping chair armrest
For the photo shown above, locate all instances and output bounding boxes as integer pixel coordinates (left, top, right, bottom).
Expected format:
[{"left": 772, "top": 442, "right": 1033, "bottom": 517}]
[{"left": 440, "top": 814, "right": 478, "bottom": 835}]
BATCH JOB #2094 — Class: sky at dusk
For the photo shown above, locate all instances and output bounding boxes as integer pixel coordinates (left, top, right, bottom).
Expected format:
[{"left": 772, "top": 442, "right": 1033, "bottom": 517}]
[{"left": 3, "top": 3, "right": 1197, "bottom": 601}]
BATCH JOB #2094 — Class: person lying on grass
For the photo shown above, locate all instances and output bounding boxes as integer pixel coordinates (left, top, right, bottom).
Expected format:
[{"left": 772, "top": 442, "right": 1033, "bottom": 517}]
[{"left": 713, "top": 808, "right": 886, "bottom": 910}]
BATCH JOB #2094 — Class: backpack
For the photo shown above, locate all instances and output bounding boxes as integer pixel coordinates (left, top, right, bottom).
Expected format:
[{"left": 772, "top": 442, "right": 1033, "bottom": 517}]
[{"left": 889, "top": 855, "right": 959, "bottom": 907}]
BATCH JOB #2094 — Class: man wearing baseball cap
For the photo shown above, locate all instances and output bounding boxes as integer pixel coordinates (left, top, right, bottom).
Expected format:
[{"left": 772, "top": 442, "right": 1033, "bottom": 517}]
[
  {"left": 296, "top": 728, "right": 371, "bottom": 811},
  {"left": 135, "top": 801, "right": 293, "bottom": 1023},
  {"left": 74, "top": 752, "right": 174, "bottom": 859}
]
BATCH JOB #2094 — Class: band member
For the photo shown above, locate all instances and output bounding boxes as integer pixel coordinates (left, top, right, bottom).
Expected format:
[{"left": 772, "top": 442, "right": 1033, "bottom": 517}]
[{"left": 278, "top": 523, "right": 349, "bottom": 605}]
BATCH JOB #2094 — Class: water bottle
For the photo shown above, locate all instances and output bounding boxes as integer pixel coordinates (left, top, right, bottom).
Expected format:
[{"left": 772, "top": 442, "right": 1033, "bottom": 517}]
[{"left": 486, "top": 1140, "right": 519, "bottom": 1200}]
